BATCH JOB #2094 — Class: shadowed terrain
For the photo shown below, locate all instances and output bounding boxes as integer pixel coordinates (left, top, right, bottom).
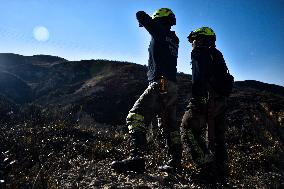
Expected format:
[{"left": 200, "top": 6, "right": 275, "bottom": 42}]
[{"left": 0, "top": 53, "right": 283, "bottom": 188}]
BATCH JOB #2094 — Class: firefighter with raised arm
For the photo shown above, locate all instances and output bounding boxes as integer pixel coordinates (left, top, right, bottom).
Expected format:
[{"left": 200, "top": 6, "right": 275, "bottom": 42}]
[{"left": 111, "top": 8, "right": 182, "bottom": 173}]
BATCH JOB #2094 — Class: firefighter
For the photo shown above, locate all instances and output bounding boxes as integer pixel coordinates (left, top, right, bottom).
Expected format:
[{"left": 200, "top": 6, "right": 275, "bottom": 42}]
[
  {"left": 111, "top": 8, "right": 182, "bottom": 173},
  {"left": 182, "top": 27, "right": 233, "bottom": 182}
]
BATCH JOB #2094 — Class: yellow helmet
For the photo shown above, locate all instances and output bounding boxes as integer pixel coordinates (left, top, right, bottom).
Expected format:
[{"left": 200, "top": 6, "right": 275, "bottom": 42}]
[
  {"left": 152, "top": 8, "right": 175, "bottom": 19},
  {"left": 188, "top": 27, "right": 216, "bottom": 43}
]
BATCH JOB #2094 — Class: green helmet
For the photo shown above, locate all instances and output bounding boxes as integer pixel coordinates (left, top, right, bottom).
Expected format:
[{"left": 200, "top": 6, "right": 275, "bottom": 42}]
[
  {"left": 152, "top": 8, "right": 175, "bottom": 19},
  {"left": 188, "top": 27, "right": 216, "bottom": 43},
  {"left": 152, "top": 8, "right": 176, "bottom": 26}
]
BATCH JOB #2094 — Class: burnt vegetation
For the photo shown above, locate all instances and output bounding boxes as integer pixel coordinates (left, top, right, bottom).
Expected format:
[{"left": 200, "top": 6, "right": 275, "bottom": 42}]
[{"left": 0, "top": 53, "right": 283, "bottom": 188}]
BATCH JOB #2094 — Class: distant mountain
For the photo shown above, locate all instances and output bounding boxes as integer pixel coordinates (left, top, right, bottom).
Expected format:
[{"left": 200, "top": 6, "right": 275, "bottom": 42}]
[
  {"left": 0, "top": 53, "right": 66, "bottom": 84},
  {"left": 0, "top": 53, "right": 283, "bottom": 188},
  {"left": 0, "top": 53, "right": 66, "bottom": 69},
  {"left": 235, "top": 80, "right": 284, "bottom": 96},
  {"left": 0, "top": 53, "right": 283, "bottom": 125},
  {"left": 0, "top": 71, "right": 32, "bottom": 104}
]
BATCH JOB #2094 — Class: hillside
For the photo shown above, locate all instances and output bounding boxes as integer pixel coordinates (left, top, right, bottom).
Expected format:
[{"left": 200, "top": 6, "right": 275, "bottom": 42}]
[
  {"left": 0, "top": 53, "right": 191, "bottom": 124},
  {"left": 0, "top": 53, "right": 283, "bottom": 188}
]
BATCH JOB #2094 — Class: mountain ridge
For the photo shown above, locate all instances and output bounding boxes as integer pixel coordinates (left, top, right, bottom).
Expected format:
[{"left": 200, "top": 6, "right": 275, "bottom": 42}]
[
  {"left": 0, "top": 53, "right": 283, "bottom": 188},
  {"left": 0, "top": 53, "right": 284, "bottom": 124}
]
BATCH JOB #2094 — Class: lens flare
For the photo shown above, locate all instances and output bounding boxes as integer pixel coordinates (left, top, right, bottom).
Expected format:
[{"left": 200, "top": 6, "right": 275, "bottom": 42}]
[{"left": 33, "top": 26, "right": 49, "bottom": 42}]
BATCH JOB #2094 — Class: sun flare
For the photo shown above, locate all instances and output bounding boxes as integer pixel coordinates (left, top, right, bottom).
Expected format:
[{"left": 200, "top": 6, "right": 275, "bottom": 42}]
[{"left": 33, "top": 26, "right": 49, "bottom": 42}]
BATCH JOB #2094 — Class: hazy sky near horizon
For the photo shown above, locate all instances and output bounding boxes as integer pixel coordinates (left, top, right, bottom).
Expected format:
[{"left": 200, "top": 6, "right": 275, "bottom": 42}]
[{"left": 0, "top": 0, "right": 283, "bottom": 86}]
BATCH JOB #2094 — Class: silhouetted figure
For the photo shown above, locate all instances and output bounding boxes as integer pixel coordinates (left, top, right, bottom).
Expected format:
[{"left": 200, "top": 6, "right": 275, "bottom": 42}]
[
  {"left": 181, "top": 27, "right": 233, "bottom": 183},
  {"left": 111, "top": 8, "right": 182, "bottom": 173}
]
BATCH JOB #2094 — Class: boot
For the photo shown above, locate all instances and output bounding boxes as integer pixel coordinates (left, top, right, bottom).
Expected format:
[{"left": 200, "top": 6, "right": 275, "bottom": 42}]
[
  {"left": 158, "top": 159, "right": 181, "bottom": 173},
  {"left": 214, "top": 144, "right": 229, "bottom": 183},
  {"left": 190, "top": 161, "right": 217, "bottom": 184},
  {"left": 111, "top": 155, "right": 145, "bottom": 173},
  {"left": 159, "top": 143, "right": 182, "bottom": 173},
  {"left": 214, "top": 161, "right": 229, "bottom": 183},
  {"left": 111, "top": 121, "right": 147, "bottom": 173},
  {"left": 157, "top": 127, "right": 183, "bottom": 173}
]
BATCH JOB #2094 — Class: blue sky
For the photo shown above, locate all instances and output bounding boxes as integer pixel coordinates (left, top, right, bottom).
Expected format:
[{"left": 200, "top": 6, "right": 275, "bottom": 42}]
[{"left": 0, "top": 0, "right": 283, "bottom": 86}]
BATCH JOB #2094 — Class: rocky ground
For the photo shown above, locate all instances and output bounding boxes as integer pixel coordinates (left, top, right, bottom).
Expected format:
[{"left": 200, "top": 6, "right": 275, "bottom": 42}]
[{"left": 0, "top": 89, "right": 283, "bottom": 189}]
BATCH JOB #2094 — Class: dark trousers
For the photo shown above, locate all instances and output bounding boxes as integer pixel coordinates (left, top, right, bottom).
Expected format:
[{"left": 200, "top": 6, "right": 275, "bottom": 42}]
[
  {"left": 126, "top": 80, "right": 182, "bottom": 161},
  {"left": 181, "top": 92, "right": 228, "bottom": 169}
]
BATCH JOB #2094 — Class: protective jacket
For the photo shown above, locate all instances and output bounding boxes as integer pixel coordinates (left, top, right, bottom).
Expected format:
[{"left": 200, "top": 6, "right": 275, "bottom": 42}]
[
  {"left": 136, "top": 11, "right": 179, "bottom": 82},
  {"left": 191, "top": 46, "right": 227, "bottom": 100}
]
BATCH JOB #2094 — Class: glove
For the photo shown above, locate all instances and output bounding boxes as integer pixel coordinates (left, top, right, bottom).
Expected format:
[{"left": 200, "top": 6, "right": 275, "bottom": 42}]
[{"left": 136, "top": 11, "right": 147, "bottom": 27}]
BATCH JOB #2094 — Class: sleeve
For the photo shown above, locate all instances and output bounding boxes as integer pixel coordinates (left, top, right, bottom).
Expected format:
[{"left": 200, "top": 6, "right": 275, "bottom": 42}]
[
  {"left": 191, "top": 48, "right": 212, "bottom": 101},
  {"left": 136, "top": 11, "right": 164, "bottom": 39}
]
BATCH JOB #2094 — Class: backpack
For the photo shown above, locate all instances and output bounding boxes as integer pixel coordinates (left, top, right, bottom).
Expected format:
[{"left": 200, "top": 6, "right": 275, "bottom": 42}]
[{"left": 208, "top": 47, "right": 234, "bottom": 97}]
